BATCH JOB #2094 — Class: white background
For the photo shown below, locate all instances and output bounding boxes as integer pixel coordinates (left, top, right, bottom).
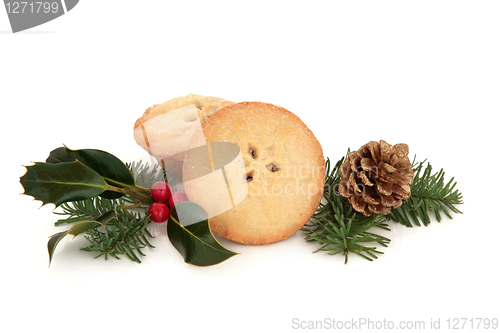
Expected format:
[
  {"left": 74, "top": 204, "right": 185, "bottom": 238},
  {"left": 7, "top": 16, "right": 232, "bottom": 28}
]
[{"left": 1, "top": 1, "right": 499, "bottom": 332}]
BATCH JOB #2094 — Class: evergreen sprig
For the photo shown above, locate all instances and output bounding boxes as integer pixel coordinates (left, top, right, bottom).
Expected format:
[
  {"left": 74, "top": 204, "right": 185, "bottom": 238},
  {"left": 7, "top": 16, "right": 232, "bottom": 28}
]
[
  {"left": 388, "top": 159, "right": 463, "bottom": 227},
  {"left": 302, "top": 157, "right": 391, "bottom": 263},
  {"left": 81, "top": 212, "right": 154, "bottom": 263},
  {"left": 127, "top": 160, "right": 165, "bottom": 189},
  {"left": 303, "top": 153, "right": 463, "bottom": 263}
]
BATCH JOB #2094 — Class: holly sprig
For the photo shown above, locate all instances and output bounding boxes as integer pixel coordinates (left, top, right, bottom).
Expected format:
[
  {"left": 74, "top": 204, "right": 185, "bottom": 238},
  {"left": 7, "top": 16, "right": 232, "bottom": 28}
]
[
  {"left": 20, "top": 146, "right": 237, "bottom": 267},
  {"left": 302, "top": 153, "right": 464, "bottom": 263}
]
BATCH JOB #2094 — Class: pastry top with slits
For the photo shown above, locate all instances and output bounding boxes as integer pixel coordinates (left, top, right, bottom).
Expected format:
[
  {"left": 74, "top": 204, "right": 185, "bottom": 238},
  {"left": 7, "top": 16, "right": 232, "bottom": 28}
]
[{"left": 183, "top": 101, "right": 325, "bottom": 245}]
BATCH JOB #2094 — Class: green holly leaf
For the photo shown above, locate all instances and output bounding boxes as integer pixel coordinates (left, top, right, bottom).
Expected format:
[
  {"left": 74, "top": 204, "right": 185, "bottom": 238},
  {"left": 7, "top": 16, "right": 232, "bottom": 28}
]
[
  {"left": 48, "top": 211, "right": 117, "bottom": 266},
  {"left": 46, "top": 146, "right": 136, "bottom": 199},
  {"left": 20, "top": 161, "right": 109, "bottom": 207},
  {"left": 167, "top": 202, "right": 238, "bottom": 266}
]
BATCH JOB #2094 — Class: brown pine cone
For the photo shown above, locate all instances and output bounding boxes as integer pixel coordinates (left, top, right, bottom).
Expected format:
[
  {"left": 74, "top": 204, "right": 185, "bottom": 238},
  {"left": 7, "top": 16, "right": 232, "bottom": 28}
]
[{"left": 338, "top": 140, "right": 415, "bottom": 216}]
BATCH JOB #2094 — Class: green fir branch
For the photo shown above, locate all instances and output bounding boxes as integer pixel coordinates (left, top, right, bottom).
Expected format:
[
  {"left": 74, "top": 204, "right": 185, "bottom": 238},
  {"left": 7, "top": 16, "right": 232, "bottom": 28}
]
[
  {"left": 388, "top": 159, "right": 463, "bottom": 227},
  {"left": 302, "top": 156, "right": 391, "bottom": 263},
  {"left": 127, "top": 160, "right": 177, "bottom": 191},
  {"left": 128, "top": 160, "right": 163, "bottom": 189},
  {"left": 81, "top": 212, "right": 154, "bottom": 263}
]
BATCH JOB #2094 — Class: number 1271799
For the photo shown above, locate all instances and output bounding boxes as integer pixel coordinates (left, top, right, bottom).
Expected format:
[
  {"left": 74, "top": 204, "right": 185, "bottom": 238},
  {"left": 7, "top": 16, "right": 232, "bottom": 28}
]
[{"left": 5, "top": 2, "right": 60, "bottom": 14}]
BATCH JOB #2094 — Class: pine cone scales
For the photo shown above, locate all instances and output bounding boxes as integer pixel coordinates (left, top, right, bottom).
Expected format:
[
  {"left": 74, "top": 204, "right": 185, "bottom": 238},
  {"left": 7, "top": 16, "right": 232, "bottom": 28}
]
[{"left": 338, "top": 140, "right": 415, "bottom": 216}]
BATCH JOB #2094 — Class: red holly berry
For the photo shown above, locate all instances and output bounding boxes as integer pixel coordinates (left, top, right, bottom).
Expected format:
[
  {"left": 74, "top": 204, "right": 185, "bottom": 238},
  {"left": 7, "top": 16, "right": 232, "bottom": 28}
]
[
  {"left": 151, "top": 181, "right": 172, "bottom": 202},
  {"left": 168, "top": 190, "right": 188, "bottom": 209},
  {"left": 148, "top": 202, "right": 170, "bottom": 223}
]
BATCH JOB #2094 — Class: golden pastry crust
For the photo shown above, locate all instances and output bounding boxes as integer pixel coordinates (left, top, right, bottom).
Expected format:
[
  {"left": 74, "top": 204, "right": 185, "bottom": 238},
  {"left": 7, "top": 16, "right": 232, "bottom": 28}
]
[{"left": 183, "top": 102, "right": 325, "bottom": 245}]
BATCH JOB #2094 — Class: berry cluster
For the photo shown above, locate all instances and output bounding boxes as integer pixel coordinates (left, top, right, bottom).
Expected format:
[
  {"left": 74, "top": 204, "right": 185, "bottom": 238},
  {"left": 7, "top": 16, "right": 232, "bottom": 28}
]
[{"left": 148, "top": 181, "right": 188, "bottom": 223}]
